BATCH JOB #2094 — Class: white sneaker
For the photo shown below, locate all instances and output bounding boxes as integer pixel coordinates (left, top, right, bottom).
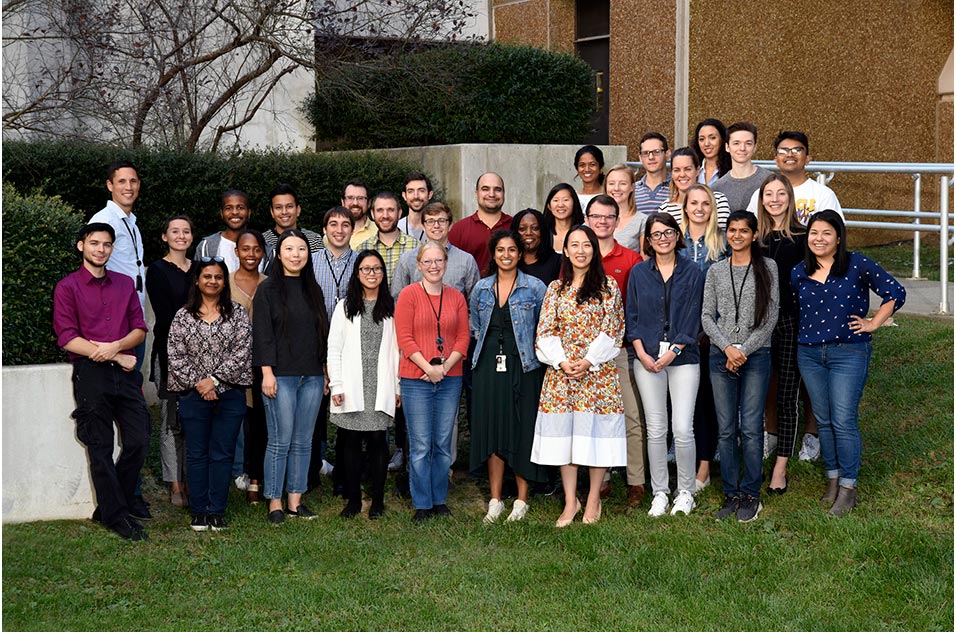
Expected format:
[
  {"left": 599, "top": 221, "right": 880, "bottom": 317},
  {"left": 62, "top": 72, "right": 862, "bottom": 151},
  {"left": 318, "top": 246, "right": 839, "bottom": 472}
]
[
  {"left": 695, "top": 476, "right": 710, "bottom": 494},
  {"left": 483, "top": 498, "right": 505, "bottom": 524},
  {"left": 234, "top": 473, "right": 250, "bottom": 491},
  {"left": 506, "top": 499, "right": 529, "bottom": 522},
  {"left": 648, "top": 492, "right": 669, "bottom": 517},
  {"left": 319, "top": 459, "right": 334, "bottom": 476},
  {"left": 798, "top": 434, "right": 821, "bottom": 461},
  {"left": 670, "top": 490, "right": 696, "bottom": 516},
  {"left": 763, "top": 432, "right": 778, "bottom": 459},
  {"left": 387, "top": 449, "right": 405, "bottom": 472}
]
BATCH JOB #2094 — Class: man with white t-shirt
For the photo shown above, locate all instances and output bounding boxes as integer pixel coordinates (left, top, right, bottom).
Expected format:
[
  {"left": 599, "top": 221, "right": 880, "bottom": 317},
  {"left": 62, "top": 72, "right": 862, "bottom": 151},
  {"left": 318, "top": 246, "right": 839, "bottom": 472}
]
[
  {"left": 194, "top": 189, "right": 251, "bottom": 272},
  {"left": 746, "top": 131, "right": 843, "bottom": 224}
]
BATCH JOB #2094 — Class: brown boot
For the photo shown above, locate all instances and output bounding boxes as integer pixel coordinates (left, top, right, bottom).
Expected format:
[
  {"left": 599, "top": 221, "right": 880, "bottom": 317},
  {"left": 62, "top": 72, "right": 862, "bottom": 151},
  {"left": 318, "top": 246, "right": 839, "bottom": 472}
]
[
  {"left": 627, "top": 484, "right": 645, "bottom": 507},
  {"left": 828, "top": 486, "right": 858, "bottom": 516},
  {"left": 820, "top": 478, "right": 839, "bottom": 507}
]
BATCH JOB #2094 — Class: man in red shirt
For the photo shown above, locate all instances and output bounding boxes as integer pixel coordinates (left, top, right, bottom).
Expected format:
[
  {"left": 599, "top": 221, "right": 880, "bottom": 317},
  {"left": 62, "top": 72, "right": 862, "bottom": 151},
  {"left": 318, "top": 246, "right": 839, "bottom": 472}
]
[
  {"left": 53, "top": 223, "right": 151, "bottom": 540},
  {"left": 448, "top": 172, "right": 511, "bottom": 272},
  {"left": 585, "top": 195, "right": 647, "bottom": 507}
]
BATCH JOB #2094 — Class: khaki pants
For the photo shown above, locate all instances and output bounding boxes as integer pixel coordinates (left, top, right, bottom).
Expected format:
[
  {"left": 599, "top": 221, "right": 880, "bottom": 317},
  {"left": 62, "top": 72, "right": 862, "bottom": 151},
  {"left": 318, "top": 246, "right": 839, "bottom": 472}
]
[{"left": 613, "top": 348, "right": 646, "bottom": 485}]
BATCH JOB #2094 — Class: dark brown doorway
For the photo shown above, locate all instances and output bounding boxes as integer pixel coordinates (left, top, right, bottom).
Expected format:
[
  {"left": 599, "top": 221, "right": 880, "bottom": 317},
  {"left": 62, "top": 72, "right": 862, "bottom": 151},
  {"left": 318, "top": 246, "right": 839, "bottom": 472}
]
[{"left": 575, "top": 1, "right": 610, "bottom": 144}]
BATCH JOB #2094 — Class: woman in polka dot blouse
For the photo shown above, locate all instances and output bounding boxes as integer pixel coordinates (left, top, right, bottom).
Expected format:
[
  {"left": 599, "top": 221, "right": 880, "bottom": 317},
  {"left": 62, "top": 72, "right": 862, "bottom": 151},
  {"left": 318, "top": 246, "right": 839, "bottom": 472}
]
[{"left": 790, "top": 210, "right": 905, "bottom": 517}]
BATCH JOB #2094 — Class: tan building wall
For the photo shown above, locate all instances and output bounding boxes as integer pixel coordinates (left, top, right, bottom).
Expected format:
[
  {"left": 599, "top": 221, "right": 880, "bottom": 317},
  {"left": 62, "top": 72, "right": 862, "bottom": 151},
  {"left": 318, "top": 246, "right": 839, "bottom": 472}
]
[{"left": 492, "top": 1, "right": 953, "bottom": 246}]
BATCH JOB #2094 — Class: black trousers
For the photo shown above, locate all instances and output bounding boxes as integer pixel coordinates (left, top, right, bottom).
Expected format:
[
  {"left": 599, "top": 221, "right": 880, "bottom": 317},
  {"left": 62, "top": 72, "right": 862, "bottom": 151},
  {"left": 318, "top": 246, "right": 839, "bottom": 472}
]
[
  {"left": 71, "top": 359, "right": 151, "bottom": 528},
  {"left": 336, "top": 428, "right": 388, "bottom": 507},
  {"left": 243, "top": 368, "right": 268, "bottom": 481}
]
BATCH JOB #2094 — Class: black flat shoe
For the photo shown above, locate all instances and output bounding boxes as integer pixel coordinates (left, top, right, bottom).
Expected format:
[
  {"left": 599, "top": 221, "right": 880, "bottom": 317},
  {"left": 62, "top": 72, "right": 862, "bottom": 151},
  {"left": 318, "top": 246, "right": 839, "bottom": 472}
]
[{"left": 767, "top": 480, "right": 788, "bottom": 496}]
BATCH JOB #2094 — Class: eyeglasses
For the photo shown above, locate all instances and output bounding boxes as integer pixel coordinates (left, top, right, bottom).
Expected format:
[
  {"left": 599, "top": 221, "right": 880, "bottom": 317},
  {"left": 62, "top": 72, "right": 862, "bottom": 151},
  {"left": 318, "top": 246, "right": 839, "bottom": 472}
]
[
  {"left": 199, "top": 256, "right": 225, "bottom": 263},
  {"left": 649, "top": 228, "right": 678, "bottom": 241},
  {"left": 358, "top": 266, "right": 384, "bottom": 275},
  {"left": 344, "top": 195, "right": 368, "bottom": 202},
  {"left": 587, "top": 213, "right": 618, "bottom": 222},
  {"left": 776, "top": 146, "right": 806, "bottom": 156},
  {"left": 639, "top": 148, "right": 666, "bottom": 158},
  {"left": 423, "top": 218, "right": 450, "bottom": 226},
  {"left": 420, "top": 259, "right": 446, "bottom": 268}
]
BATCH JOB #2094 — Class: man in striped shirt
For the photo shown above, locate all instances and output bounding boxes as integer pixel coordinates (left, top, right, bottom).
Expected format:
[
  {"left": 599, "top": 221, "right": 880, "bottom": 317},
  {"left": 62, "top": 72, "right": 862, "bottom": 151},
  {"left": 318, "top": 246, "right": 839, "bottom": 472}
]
[{"left": 635, "top": 132, "right": 672, "bottom": 214}]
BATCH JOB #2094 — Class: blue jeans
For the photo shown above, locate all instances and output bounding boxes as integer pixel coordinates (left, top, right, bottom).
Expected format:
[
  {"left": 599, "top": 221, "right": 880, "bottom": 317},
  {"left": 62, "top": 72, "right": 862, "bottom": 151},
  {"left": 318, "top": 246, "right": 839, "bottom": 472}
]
[
  {"left": 710, "top": 347, "right": 772, "bottom": 498},
  {"left": 179, "top": 389, "right": 246, "bottom": 515},
  {"left": 262, "top": 375, "right": 323, "bottom": 499},
  {"left": 797, "top": 342, "right": 871, "bottom": 487},
  {"left": 400, "top": 376, "right": 462, "bottom": 510}
]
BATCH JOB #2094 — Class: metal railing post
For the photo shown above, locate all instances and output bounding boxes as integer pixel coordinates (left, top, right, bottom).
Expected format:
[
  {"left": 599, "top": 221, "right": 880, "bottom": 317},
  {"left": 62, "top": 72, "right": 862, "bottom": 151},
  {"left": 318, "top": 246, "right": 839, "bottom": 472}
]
[
  {"left": 912, "top": 174, "right": 921, "bottom": 278},
  {"left": 940, "top": 175, "right": 949, "bottom": 314}
]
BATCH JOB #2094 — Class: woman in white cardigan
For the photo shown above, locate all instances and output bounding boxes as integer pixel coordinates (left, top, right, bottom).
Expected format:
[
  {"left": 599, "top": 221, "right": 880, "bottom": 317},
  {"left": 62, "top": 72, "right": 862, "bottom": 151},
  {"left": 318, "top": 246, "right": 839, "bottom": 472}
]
[{"left": 327, "top": 250, "right": 400, "bottom": 519}]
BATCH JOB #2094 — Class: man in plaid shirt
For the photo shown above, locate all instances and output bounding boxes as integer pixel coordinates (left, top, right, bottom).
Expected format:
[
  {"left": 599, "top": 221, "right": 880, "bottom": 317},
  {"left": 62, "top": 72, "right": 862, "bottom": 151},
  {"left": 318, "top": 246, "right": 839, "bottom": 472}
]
[{"left": 359, "top": 191, "right": 419, "bottom": 284}]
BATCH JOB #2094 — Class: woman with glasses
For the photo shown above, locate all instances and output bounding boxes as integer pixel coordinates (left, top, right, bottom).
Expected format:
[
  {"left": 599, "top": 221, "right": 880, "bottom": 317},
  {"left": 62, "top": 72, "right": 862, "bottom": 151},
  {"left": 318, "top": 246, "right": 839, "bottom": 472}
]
[
  {"left": 253, "top": 229, "right": 329, "bottom": 524},
  {"left": 792, "top": 211, "right": 905, "bottom": 516},
  {"left": 626, "top": 213, "right": 704, "bottom": 518},
  {"left": 327, "top": 250, "right": 400, "bottom": 519},
  {"left": 470, "top": 231, "right": 549, "bottom": 524},
  {"left": 145, "top": 215, "right": 196, "bottom": 508},
  {"left": 531, "top": 225, "right": 625, "bottom": 527},
  {"left": 660, "top": 147, "right": 731, "bottom": 230},
  {"left": 167, "top": 257, "right": 252, "bottom": 531},
  {"left": 604, "top": 163, "right": 647, "bottom": 252},
  {"left": 395, "top": 241, "right": 470, "bottom": 522},
  {"left": 543, "top": 183, "right": 585, "bottom": 255},
  {"left": 701, "top": 211, "right": 779, "bottom": 523},
  {"left": 513, "top": 208, "right": 561, "bottom": 285}
]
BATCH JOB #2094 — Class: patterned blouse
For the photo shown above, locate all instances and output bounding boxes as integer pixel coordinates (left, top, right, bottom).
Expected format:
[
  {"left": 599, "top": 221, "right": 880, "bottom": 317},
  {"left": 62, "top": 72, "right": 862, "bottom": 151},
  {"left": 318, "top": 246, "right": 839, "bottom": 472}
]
[
  {"left": 166, "top": 302, "right": 253, "bottom": 394},
  {"left": 536, "top": 279, "right": 624, "bottom": 415}
]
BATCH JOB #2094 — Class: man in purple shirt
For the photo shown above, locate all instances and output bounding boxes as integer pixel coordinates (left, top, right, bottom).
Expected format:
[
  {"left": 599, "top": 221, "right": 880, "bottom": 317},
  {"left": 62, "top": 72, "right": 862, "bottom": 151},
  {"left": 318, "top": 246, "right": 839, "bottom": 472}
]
[{"left": 53, "top": 223, "right": 152, "bottom": 541}]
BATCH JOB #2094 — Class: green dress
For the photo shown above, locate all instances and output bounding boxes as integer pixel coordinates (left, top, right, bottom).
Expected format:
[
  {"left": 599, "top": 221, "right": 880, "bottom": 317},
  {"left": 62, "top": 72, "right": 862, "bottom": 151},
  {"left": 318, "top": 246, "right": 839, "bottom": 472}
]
[{"left": 469, "top": 300, "right": 548, "bottom": 483}]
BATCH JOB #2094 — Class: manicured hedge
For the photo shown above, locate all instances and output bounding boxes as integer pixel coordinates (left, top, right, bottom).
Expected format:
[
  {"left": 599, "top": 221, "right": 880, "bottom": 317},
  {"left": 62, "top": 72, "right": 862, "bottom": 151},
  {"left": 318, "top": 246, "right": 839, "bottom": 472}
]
[
  {"left": 305, "top": 42, "right": 595, "bottom": 149},
  {"left": 2, "top": 141, "right": 427, "bottom": 263},
  {"left": 2, "top": 184, "right": 86, "bottom": 365}
]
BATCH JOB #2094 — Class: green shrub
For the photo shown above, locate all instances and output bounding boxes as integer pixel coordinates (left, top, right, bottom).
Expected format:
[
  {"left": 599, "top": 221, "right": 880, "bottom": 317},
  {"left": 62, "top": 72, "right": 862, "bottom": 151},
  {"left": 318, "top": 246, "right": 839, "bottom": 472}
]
[
  {"left": 2, "top": 141, "right": 427, "bottom": 263},
  {"left": 304, "top": 42, "right": 595, "bottom": 149},
  {"left": 2, "top": 184, "right": 86, "bottom": 365}
]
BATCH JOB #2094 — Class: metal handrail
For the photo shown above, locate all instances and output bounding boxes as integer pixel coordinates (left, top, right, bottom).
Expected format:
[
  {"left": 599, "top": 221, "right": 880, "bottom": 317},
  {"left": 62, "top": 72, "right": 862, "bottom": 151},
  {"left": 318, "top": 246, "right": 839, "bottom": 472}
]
[{"left": 626, "top": 160, "right": 955, "bottom": 313}]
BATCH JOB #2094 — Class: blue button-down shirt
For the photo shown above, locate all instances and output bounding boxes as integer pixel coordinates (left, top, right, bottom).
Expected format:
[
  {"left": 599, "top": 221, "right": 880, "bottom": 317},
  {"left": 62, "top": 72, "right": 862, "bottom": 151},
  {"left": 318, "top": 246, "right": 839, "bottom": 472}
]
[
  {"left": 625, "top": 256, "right": 704, "bottom": 365},
  {"left": 469, "top": 271, "right": 546, "bottom": 373},
  {"left": 791, "top": 252, "right": 905, "bottom": 345},
  {"left": 312, "top": 247, "right": 356, "bottom": 319}
]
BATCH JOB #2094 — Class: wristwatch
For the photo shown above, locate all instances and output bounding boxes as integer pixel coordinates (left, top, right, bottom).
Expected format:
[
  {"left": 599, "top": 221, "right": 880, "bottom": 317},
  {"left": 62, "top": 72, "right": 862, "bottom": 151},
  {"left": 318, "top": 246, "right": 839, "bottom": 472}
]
[
  {"left": 668, "top": 345, "right": 682, "bottom": 356},
  {"left": 210, "top": 375, "right": 221, "bottom": 388}
]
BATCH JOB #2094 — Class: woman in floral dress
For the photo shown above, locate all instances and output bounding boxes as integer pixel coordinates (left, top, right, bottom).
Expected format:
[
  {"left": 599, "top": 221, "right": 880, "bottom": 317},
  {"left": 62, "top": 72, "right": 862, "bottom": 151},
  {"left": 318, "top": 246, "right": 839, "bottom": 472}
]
[{"left": 531, "top": 225, "right": 626, "bottom": 527}]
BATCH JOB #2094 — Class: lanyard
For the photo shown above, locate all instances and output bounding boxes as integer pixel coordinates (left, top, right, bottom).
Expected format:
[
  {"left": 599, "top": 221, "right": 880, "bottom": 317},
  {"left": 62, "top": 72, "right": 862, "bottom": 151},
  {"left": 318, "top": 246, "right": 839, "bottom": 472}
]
[
  {"left": 325, "top": 249, "right": 353, "bottom": 303},
  {"left": 120, "top": 216, "right": 143, "bottom": 291},
  {"left": 421, "top": 282, "right": 445, "bottom": 351},
  {"left": 656, "top": 265, "right": 673, "bottom": 342},
  {"left": 493, "top": 274, "right": 517, "bottom": 353},
  {"left": 729, "top": 262, "right": 752, "bottom": 334}
]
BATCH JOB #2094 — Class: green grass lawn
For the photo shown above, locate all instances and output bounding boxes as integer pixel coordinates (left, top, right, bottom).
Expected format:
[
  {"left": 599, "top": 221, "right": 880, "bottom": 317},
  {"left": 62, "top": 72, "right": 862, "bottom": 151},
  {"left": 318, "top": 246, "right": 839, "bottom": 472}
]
[
  {"left": 857, "top": 237, "right": 951, "bottom": 282},
  {"left": 4, "top": 315, "right": 952, "bottom": 631}
]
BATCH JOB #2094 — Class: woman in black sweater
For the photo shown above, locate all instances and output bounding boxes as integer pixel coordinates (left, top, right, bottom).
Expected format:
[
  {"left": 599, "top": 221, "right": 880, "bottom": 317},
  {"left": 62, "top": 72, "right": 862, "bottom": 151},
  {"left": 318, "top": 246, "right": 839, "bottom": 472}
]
[{"left": 252, "top": 230, "right": 329, "bottom": 524}]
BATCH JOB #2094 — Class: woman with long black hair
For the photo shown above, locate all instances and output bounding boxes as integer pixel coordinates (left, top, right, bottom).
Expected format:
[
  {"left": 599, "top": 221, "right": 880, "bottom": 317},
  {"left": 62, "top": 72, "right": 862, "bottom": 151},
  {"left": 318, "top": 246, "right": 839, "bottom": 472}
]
[
  {"left": 531, "top": 225, "right": 625, "bottom": 527},
  {"left": 327, "top": 250, "right": 400, "bottom": 519},
  {"left": 253, "top": 229, "right": 329, "bottom": 524},
  {"left": 792, "top": 210, "right": 905, "bottom": 516},
  {"left": 702, "top": 211, "right": 779, "bottom": 522},
  {"left": 693, "top": 118, "right": 731, "bottom": 186},
  {"left": 542, "top": 183, "right": 585, "bottom": 255}
]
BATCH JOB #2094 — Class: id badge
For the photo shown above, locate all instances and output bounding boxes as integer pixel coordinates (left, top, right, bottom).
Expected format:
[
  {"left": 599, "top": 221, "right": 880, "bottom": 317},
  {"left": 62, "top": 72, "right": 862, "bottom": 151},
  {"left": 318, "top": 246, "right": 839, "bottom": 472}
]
[
  {"left": 658, "top": 341, "right": 670, "bottom": 358},
  {"left": 495, "top": 354, "right": 507, "bottom": 372}
]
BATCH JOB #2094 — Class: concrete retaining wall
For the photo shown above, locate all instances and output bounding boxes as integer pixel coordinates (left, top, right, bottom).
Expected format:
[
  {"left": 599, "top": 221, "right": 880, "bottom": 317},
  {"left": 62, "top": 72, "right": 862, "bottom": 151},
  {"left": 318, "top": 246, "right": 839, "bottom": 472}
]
[
  {"left": 1, "top": 363, "right": 115, "bottom": 523},
  {"left": 378, "top": 143, "right": 628, "bottom": 220}
]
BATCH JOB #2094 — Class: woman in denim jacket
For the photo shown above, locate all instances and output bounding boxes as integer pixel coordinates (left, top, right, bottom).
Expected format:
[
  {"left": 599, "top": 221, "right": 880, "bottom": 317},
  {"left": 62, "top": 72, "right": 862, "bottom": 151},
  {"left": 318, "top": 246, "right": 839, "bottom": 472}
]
[{"left": 469, "top": 231, "right": 548, "bottom": 524}]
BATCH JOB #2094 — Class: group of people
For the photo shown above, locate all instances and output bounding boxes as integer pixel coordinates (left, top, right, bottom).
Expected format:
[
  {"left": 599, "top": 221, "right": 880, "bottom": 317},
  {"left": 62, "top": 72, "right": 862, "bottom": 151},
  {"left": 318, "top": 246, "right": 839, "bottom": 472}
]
[{"left": 53, "top": 120, "right": 905, "bottom": 540}]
